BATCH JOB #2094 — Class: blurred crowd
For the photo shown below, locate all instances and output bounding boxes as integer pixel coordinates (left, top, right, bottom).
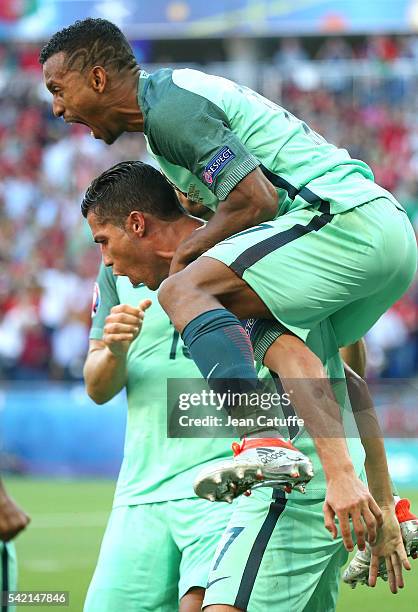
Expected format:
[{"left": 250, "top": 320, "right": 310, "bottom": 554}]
[
  {"left": 273, "top": 34, "right": 418, "bottom": 70},
  {"left": 0, "top": 43, "right": 156, "bottom": 380},
  {"left": 0, "top": 37, "right": 417, "bottom": 380}
]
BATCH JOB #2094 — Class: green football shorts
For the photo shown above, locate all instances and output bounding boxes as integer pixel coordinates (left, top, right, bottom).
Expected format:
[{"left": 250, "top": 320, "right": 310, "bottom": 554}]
[
  {"left": 0, "top": 542, "right": 17, "bottom": 612},
  {"left": 84, "top": 497, "right": 234, "bottom": 612},
  {"left": 203, "top": 487, "right": 348, "bottom": 611},
  {"left": 204, "top": 197, "right": 417, "bottom": 346}
]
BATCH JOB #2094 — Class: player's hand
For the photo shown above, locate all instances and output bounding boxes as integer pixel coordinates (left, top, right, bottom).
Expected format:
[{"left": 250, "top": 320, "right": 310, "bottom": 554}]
[
  {"left": 0, "top": 494, "right": 30, "bottom": 541},
  {"left": 169, "top": 226, "right": 209, "bottom": 275},
  {"left": 323, "top": 473, "right": 383, "bottom": 552},
  {"left": 169, "top": 248, "right": 192, "bottom": 275},
  {"left": 103, "top": 299, "right": 152, "bottom": 357},
  {"left": 369, "top": 505, "right": 411, "bottom": 593}
]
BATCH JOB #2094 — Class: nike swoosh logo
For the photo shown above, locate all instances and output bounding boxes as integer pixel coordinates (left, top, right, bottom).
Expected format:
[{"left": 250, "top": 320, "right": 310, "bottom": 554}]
[
  {"left": 206, "top": 576, "right": 230, "bottom": 589},
  {"left": 206, "top": 362, "right": 219, "bottom": 380}
]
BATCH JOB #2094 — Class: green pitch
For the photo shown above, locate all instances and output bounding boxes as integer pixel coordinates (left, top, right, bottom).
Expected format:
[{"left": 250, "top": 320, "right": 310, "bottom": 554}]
[
  {"left": 4, "top": 478, "right": 418, "bottom": 611},
  {"left": 4, "top": 478, "right": 113, "bottom": 612}
]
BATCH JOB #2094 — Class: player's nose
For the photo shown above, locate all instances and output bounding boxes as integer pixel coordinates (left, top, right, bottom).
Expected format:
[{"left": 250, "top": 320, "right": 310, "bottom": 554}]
[
  {"left": 102, "top": 251, "right": 113, "bottom": 268},
  {"left": 52, "top": 99, "right": 64, "bottom": 118}
]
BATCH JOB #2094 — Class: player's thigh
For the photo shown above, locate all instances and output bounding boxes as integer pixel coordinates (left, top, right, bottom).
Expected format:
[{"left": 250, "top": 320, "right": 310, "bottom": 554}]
[
  {"left": 202, "top": 488, "right": 278, "bottom": 612},
  {"left": 1, "top": 542, "right": 17, "bottom": 612},
  {"left": 331, "top": 281, "right": 408, "bottom": 348},
  {"left": 84, "top": 504, "right": 180, "bottom": 612},
  {"left": 160, "top": 256, "right": 270, "bottom": 322},
  {"left": 301, "top": 544, "right": 348, "bottom": 612},
  {"left": 205, "top": 199, "right": 417, "bottom": 343},
  {"left": 203, "top": 488, "right": 346, "bottom": 612},
  {"left": 331, "top": 203, "right": 417, "bottom": 346},
  {"left": 203, "top": 208, "right": 351, "bottom": 341},
  {"left": 170, "top": 497, "right": 235, "bottom": 604}
]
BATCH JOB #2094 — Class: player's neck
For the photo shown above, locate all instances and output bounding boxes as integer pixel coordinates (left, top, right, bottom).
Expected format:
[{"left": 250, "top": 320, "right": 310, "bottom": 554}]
[
  {"left": 153, "top": 216, "right": 203, "bottom": 260},
  {"left": 111, "top": 68, "right": 144, "bottom": 132},
  {"left": 172, "top": 215, "right": 204, "bottom": 245}
]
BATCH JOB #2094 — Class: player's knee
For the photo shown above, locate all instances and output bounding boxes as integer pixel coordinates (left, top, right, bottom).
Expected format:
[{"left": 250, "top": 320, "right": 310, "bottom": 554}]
[
  {"left": 179, "top": 587, "right": 205, "bottom": 612},
  {"left": 158, "top": 269, "right": 201, "bottom": 313},
  {"left": 157, "top": 275, "right": 174, "bottom": 309},
  {"left": 157, "top": 274, "right": 183, "bottom": 313}
]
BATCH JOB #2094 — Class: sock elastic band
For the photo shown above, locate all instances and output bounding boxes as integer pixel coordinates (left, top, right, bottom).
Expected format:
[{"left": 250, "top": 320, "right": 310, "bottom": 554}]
[
  {"left": 232, "top": 437, "right": 297, "bottom": 457},
  {"left": 395, "top": 498, "right": 417, "bottom": 523}
]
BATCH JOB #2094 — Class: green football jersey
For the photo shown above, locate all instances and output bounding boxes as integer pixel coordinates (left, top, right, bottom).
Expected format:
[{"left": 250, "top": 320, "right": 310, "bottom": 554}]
[
  {"left": 138, "top": 68, "right": 403, "bottom": 216},
  {"left": 90, "top": 264, "right": 365, "bottom": 501},
  {"left": 90, "top": 264, "right": 232, "bottom": 506}
]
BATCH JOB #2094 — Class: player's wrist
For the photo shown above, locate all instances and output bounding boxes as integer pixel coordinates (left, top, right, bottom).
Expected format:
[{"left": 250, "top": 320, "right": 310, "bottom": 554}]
[
  {"left": 379, "top": 500, "right": 396, "bottom": 512},
  {"left": 317, "top": 440, "right": 354, "bottom": 480},
  {"left": 104, "top": 344, "right": 129, "bottom": 360},
  {"left": 174, "top": 243, "right": 200, "bottom": 264},
  {"left": 324, "top": 460, "right": 356, "bottom": 482},
  {"left": 174, "top": 225, "right": 218, "bottom": 261}
]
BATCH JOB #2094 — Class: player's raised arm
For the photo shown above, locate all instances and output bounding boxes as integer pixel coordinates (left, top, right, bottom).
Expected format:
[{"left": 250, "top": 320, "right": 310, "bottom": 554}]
[
  {"left": 84, "top": 300, "right": 151, "bottom": 404},
  {"left": 170, "top": 167, "right": 278, "bottom": 274},
  {"left": 83, "top": 262, "right": 152, "bottom": 404}
]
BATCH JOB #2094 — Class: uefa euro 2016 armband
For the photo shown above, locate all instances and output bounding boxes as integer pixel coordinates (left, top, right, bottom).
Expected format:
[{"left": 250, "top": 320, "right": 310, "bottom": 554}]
[{"left": 241, "top": 318, "right": 287, "bottom": 364}]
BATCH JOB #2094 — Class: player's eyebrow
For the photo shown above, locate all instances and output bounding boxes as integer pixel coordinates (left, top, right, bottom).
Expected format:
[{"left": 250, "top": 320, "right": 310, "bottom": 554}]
[{"left": 45, "top": 77, "right": 63, "bottom": 90}]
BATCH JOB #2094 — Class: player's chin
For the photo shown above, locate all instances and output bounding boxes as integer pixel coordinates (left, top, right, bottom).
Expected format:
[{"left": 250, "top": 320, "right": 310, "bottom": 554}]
[
  {"left": 103, "top": 130, "right": 122, "bottom": 145},
  {"left": 143, "top": 275, "right": 163, "bottom": 291},
  {"left": 130, "top": 276, "right": 148, "bottom": 289},
  {"left": 145, "top": 279, "right": 160, "bottom": 291},
  {"left": 103, "top": 135, "right": 117, "bottom": 145},
  {"left": 131, "top": 271, "right": 163, "bottom": 291}
]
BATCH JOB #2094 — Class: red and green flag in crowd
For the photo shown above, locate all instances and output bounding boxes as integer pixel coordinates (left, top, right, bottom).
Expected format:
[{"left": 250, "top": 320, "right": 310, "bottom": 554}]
[{"left": 0, "top": 0, "right": 38, "bottom": 22}]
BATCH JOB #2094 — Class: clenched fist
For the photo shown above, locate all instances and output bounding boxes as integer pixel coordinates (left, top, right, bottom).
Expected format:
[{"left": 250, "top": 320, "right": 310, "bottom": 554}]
[{"left": 103, "top": 299, "right": 152, "bottom": 357}]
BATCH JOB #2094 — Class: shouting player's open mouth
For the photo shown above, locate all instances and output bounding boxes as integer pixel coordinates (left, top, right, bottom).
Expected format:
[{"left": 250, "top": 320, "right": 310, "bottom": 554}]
[{"left": 64, "top": 116, "right": 98, "bottom": 138}]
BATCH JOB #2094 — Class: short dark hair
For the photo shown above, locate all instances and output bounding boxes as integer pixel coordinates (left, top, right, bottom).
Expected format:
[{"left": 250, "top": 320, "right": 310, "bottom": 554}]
[
  {"left": 81, "top": 161, "right": 184, "bottom": 226},
  {"left": 39, "top": 18, "right": 137, "bottom": 73}
]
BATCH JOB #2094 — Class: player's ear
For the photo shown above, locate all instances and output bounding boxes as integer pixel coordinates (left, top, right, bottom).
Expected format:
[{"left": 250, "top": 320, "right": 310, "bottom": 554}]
[
  {"left": 127, "top": 211, "right": 145, "bottom": 237},
  {"left": 89, "top": 66, "right": 107, "bottom": 93}
]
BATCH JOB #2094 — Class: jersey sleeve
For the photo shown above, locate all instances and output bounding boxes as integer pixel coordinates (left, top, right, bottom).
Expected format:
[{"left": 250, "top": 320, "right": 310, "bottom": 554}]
[
  {"left": 89, "top": 264, "right": 120, "bottom": 340},
  {"left": 145, "top": 86, "right": 260, "bottom": 201}
]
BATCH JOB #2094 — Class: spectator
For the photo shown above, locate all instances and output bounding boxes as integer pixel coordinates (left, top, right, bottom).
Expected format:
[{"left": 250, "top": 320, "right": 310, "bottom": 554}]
[{"left": 273, "top": 38, "right": 308, "bottom": 76}]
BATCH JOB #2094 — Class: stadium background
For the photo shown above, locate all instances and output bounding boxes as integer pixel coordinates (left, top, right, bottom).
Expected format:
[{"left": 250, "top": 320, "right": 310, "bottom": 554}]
[{"left": 0, "top": 1, "right": 417, "bottom": 609}]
